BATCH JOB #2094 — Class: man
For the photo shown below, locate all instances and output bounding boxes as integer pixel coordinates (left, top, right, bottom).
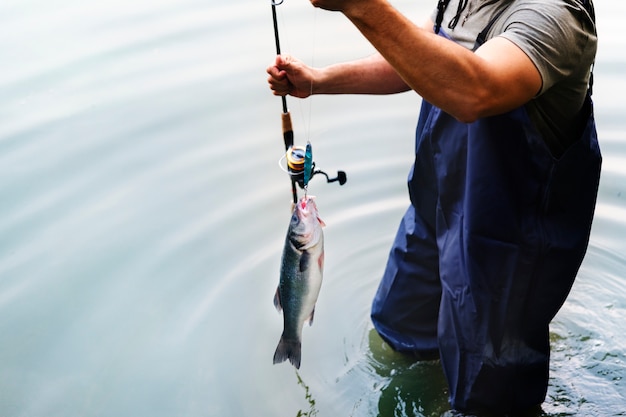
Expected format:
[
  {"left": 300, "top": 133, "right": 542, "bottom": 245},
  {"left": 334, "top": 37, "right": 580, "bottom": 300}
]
[{"left": 267, "top": 0, "right": 600, "bottom": 413}]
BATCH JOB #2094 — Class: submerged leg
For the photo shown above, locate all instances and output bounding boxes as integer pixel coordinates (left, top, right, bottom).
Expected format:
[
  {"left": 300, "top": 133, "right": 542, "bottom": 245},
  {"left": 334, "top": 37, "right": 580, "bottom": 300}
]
[{"left": 371, "top": 205, "right": 441, "bottom": 359}]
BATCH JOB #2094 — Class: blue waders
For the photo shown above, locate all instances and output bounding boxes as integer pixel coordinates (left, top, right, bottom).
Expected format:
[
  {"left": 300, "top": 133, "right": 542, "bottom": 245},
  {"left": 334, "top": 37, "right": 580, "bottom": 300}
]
[{"left": 371, "top": 31, "right": 602, "bottom": 412}]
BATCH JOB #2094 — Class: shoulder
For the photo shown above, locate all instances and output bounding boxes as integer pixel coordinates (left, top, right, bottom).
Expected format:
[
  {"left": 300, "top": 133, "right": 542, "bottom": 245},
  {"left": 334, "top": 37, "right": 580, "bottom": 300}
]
[
  {"left": 500, "top": 0, "right": 595, "bottom": 34},
  {"left": 496, "top": 0, "right": 597, "bottom": 94}
]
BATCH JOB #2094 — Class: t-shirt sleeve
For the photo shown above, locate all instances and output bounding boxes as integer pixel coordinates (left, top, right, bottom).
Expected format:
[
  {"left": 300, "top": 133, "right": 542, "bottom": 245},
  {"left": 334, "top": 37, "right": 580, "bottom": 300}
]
[{"left": 497, "top": 0, "right": 596, "bottom": 96}]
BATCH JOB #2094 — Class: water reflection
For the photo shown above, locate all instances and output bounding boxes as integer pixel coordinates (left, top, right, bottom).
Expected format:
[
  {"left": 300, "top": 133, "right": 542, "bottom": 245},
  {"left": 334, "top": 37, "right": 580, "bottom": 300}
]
[
  {"left": 367, "top": 329, "right": 449, "bottom": 417},
  {"left": 361, "top": 325, "right": 624, "bottom": 417},
  {"left": 296, "top": 371, "right": 320, "bottom": 417}
]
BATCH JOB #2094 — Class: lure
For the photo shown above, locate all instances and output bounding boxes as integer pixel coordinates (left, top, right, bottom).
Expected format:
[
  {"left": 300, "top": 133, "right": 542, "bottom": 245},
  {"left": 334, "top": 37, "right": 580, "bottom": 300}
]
[{"left": 303, "top": 142, "right": 313, "bottom": 189}]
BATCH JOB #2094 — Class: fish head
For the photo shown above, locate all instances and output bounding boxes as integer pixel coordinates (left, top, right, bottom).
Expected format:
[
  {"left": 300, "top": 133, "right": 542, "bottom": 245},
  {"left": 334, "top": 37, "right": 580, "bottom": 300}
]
[
  {"left": 288, "top": 196, "right": 325, "bottom": 249},
  {"left": 294, "top": 196, "right": 325, "bottom": 228}
]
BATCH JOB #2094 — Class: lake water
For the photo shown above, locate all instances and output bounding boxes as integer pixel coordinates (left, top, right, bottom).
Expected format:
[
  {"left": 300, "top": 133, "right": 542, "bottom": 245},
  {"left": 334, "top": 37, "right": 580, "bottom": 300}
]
[{"left": 1, "top": 0, "right": 624, "bottom": 416}]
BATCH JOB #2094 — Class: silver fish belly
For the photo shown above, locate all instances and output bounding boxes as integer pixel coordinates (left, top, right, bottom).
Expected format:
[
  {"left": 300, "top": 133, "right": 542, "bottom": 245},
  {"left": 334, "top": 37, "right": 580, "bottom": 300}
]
[{"left": 273, "top": 196, "right": 325, "bottom": 369}]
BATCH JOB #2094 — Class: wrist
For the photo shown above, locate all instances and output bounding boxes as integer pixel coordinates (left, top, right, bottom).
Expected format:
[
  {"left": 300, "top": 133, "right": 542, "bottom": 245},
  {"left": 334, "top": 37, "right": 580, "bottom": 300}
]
[{"left": 312, "top": 67, "right": 328, "bottom": 94}]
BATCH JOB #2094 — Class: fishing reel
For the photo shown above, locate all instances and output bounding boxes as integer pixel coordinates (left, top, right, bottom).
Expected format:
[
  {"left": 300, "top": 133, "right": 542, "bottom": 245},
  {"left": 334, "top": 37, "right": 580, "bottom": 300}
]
[{"left": 283, "top": 145, "right": 347, "bottom": 190}]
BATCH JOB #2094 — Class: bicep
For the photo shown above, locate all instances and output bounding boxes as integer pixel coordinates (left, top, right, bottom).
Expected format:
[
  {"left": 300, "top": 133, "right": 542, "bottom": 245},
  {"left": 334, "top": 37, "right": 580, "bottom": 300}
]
[{"left": 474, "top": 36, "right": 542, "bottom": 115}]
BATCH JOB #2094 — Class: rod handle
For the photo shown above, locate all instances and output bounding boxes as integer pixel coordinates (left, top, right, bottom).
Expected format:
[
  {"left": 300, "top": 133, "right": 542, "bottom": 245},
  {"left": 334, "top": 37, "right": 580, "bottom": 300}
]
[{"left": 281, "top": 111, "right": 294, "bottom": 150}]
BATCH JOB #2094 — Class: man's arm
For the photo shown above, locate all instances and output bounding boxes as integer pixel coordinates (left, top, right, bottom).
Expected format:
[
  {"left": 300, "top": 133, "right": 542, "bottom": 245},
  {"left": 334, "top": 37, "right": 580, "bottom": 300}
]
[
  {"left": 266, "top": 20, "right": 435, "bottom": 98},
  {"left": 313, "top": 0, "right": 542, "bottom": 122},
  {"left": 267, "top": 53, "right": 410, "bottom": 97}
]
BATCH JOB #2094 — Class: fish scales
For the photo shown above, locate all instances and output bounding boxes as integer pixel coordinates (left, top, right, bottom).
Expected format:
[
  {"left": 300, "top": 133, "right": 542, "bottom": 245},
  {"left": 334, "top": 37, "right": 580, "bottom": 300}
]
[{"left": 273, "top": 196, "right": 325, "bottom": 369}]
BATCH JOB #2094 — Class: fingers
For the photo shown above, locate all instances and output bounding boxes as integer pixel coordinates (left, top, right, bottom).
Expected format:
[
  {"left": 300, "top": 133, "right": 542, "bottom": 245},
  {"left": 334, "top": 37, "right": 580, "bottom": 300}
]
[
  {"left": 266, "top": 54, "right": 291, "bottom": 78},
  {"left": 266, "top": 54, "right": 313, "bottom": 98},
  {"left": 267, "top": 66, "right": 288, "bottom": 96},
  {"left": 266, "top": 55, "right": 293, "bottom": 97},
  {"left": 266, "top": 64, "right": 285, "bottom": 82}
]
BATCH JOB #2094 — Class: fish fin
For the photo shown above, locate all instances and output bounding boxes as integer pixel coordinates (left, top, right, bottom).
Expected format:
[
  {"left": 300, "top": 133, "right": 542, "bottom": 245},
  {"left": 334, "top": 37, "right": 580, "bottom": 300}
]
[
  {"left": 306, "top": 307, "right": 315, "bottom": 326},
  {"left": 273, "top": 288, "right": 282, "bottom": 313},
  {"left": 299, "top": 250, "right": 310, "bottom": 272},
  {"left": 318, "top": 216, "right": 326, "bottom": 227},
  {"left": 273, "top": 335, "right": 302, "bottom": 369}
]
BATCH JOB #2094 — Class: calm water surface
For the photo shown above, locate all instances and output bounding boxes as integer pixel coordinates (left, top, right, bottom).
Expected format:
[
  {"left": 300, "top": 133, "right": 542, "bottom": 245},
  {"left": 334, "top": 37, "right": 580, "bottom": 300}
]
[{"left": 0, "top": 1, "right": 624, "bottom": 416}]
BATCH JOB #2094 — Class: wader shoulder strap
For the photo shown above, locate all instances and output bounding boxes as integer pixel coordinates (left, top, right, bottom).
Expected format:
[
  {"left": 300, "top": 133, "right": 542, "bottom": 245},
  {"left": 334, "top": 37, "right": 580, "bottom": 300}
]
[
  {"left": 434, "top": 0, "right": 452, "bottom": 34},
  {"left": 472, "top": 3, "right": 513, "bottom": 51}
]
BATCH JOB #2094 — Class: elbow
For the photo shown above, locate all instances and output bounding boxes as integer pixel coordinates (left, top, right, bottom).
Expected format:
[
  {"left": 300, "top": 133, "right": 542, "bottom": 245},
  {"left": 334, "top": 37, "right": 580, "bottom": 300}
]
[
  {"left": 448, "top": 93, "right": 499, "bottom": 124},
  {"left": 449, "top": 104, "right": 486, "bottom": 124},
  {"left": 426, "top": 82, "right": 522, "bottom": 123},
  {"left": 453, "top": 112, "right": 480, "bottom": 124},
  {"left": 445, "top": 83, "right": 534, "bottom": 123}
]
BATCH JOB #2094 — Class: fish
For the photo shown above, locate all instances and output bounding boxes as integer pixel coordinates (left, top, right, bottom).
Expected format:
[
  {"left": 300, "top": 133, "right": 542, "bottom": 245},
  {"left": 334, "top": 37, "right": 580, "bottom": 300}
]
[{"left": 273, "top": 195, "right": 325, "bottom": 369}]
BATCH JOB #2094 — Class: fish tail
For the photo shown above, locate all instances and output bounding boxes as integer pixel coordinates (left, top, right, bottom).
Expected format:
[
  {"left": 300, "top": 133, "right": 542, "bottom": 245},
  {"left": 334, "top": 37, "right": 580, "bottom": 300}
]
[{"left": 273, "top": 334, "right": 301, "bottom": 369}]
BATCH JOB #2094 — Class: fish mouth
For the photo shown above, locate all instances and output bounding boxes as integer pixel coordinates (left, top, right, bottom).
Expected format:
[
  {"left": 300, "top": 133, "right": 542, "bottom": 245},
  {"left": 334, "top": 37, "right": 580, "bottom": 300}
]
[
  {"left": 298, "top": 196, "right": 318, "bottom": 216},
  {"left": 296, "top": 196, "right": 324, "bottom": 227},
  {"left": 298, "top": 196, "right": 314, "bottom": 210}
]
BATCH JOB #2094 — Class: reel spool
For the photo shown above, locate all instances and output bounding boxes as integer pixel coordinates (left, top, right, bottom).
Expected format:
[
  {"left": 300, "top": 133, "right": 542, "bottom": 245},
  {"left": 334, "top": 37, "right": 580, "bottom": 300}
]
[
  {"left": 285, "top": 145, "right": 310, "bottom": 189},
  {"left": 283, "top": 145, "right": 347, "bottom": 189}
]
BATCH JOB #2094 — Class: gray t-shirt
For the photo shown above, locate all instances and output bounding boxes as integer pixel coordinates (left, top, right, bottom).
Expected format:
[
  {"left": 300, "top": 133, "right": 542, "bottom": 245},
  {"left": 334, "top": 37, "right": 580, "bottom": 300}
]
[{"left": 431, "top": 0, "right": 597, "bottom": 156}]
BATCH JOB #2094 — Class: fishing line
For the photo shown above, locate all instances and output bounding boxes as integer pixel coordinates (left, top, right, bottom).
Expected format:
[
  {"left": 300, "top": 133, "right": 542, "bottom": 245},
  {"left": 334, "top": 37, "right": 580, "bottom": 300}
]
[
  {"left": 303, "top": 9, "right": 317, "bottom": 145},
  {"left": 302, "top": 10, "right": 316, "bottom": 198}
]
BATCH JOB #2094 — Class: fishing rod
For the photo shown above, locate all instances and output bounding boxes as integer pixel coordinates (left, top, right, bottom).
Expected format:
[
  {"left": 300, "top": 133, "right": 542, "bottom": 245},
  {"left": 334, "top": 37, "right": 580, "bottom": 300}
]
[{"left": 270, "top": 0, "right": 347, "bottom": 204}]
